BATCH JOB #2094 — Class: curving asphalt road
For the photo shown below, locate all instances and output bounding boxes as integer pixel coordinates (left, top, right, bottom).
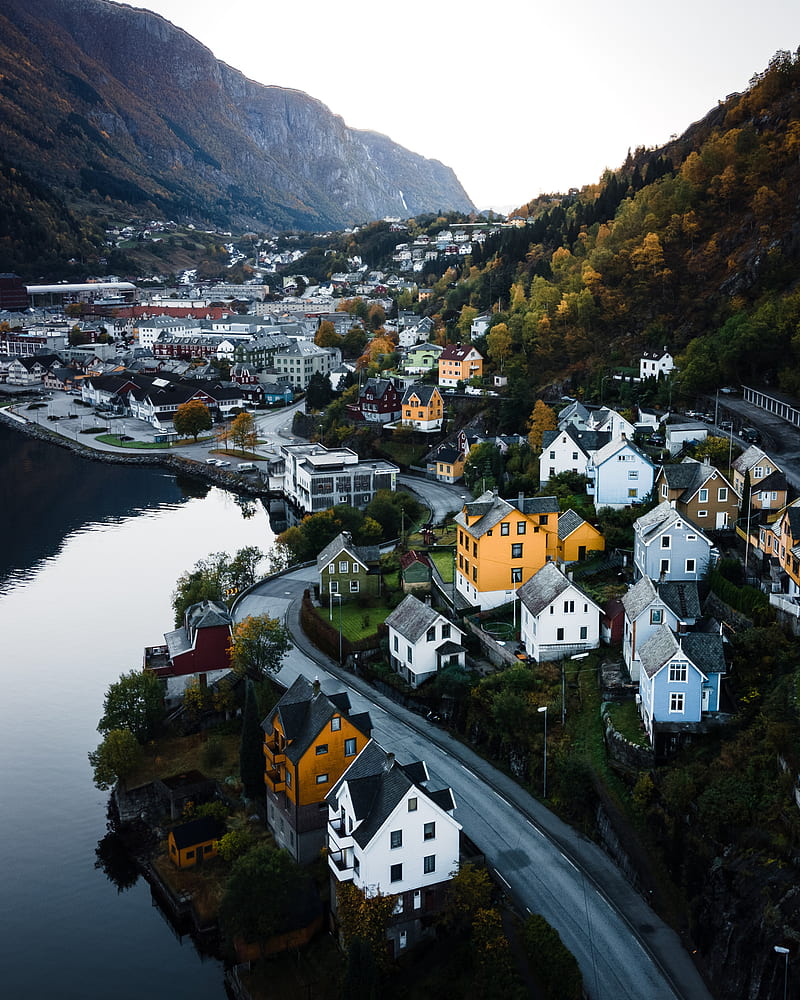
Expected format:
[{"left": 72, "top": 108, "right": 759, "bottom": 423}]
[{"left": 235, "top": 567, "right": 713, "bottom": 1000}]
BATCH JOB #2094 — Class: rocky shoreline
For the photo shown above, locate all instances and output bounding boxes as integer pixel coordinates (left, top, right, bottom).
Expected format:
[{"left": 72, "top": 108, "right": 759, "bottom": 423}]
[{"left": 0, "top": 408, "right": 275, "bottom": 498}]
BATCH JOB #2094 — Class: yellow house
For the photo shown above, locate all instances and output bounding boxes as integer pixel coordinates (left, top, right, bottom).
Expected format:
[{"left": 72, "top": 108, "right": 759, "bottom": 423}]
[
  {"left": 454, "top": 491, "right": 561, "bottom": 609},
  {"left": 168, "top": 816, "right": 224, "bottom": 869},
  {"left": 557, "top": 509, "right": 606, "bottom": 563},
  {"left": 401, "top": 384, "right": 443, "bottom": 431},
  {"left": 438, "top": 344, "right": 484, "bottom": 387},
  {"left": 263, "top": 675, "right": 372, "bottom": 863},
  {"left": 731, "top": 445, "right": 788, "bottom": 513}
]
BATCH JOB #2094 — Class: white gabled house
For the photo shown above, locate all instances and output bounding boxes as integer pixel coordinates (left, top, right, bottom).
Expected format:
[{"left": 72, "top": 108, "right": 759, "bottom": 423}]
[
  {"left": 518, "top": 562, "right": 602, "bottom": 662},
  {"left": 639, "top": 349, "right": 675, "bottom": 381},
  {"left": 586, "top": 436, "right": 655, "bottom": 510},
  {"left": 633, "top": 501, "right": 717, "bottom": 583},
  {"left": 621, "top": 576, "right": 701, "bottom": 681},
  {"left": 384, "top": 595, "right": 465, "bottom": 688},
  {"left": 539, "top": 425, "right": 611, "bottom": 487},
  {"left": 326, "top": 740, "right": 461, "bottom": 957}
]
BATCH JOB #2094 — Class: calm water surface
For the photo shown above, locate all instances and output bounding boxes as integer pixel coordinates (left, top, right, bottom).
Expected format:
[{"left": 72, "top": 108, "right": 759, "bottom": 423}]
[{"left": 0, "top": 423, "right": 274, "bottom": 998}]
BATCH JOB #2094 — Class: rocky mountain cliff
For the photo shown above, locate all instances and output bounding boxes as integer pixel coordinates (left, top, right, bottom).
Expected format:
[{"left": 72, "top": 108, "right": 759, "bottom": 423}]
[{"left": 0, "top": 0, "right": 473, "bottom": 232}]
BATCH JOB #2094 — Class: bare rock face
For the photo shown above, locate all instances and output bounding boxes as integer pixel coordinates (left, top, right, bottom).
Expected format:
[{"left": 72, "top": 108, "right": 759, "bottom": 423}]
[{"left": 0, "top": 0, "right": 474, "bottom": 229}]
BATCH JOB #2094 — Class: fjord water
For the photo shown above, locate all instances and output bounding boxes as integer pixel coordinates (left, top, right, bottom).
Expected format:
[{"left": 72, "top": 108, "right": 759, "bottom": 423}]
[{"left": 0, "top": 423, "right": 274, "bottom": 998}]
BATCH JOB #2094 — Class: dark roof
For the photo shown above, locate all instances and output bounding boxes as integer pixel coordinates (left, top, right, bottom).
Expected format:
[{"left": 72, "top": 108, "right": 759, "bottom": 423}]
[
  {"left": 263, "top": 675, "right": 372, "bottom": 764},
  {"left": 519, "top": 563, "right": 575, "bottom": 616},
  {"left": 513, "top": 496, "right": 560, "bottom": 515},
  {"left": 402, "top": 383, "right": 440, "bottom": 405},
  {"left": 316, "top": 531, "right": 380, "bottom": 571},
  {"left": 171, "top": 816, "right": 224, "bottom": 849},
  {"left": 754, "top": 470, "right": 787, "bottom": 493},
  {"left": 658, "top": 581, "right": 701, "bottom": 620},
  {"left": 326, "top": 741, "right": 454, "bottom": 850},
  {"left": 399, "top": 550, "right": 432, "bottom": 571},
  {"left": 440, "top": 344, "right": 481, "bottom": 362},
  {"left": 558, "top": 509, "right": 585, "bottom": 540},
  {"left": 681, "top": 633, "right": 726, "bottom": 674}
]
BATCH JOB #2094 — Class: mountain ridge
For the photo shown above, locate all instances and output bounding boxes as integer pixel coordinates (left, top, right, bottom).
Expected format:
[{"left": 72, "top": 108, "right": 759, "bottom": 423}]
[{"left": 0, "top": 0, "right": 474, "bottom": 234}]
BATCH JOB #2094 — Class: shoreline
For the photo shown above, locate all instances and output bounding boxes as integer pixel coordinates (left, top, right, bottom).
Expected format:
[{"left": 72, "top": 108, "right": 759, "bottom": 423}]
[{"left": 0, "top": 406, "right": 277, "bottom": 498}]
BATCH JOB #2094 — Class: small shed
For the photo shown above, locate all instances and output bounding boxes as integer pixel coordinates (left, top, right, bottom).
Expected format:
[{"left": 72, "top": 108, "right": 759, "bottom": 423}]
[
  {"left": 400, "top": 550, "right": 433, "bottom": 593},
  {"left": 168, "top": 816, "right": 225, "bottom": 869},
  {"left": 156, "top": 770, "right": 216, "bottom": 820}
]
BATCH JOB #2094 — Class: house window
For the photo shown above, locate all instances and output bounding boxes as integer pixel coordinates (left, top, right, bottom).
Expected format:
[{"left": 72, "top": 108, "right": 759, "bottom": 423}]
[
  {"left": 501, "top": 523, "right": 509, "bottom": 536},
  {"left": 686, "top": 559, "right": 696, "bottom": 574},
  {"left": 662, "top": 484, "right": 669, "bottom": 498},
  {"left": 330, "top": 580, "right": 339, "bottom": 594},
  {"left": 754, "top": 466, "right": 763, "bottom": 478},
  {"left": 686, "top": 534, "right": 697, "bottom": 541},
  {"left": 539, "top": 515, "right": 549, "bottom": 525},
  {"left": 390, "top": 829, "right": 403, "bottom": 849},
  {"left": 353, "top": 856, "right": 360, "bottom": 874},
  {"left": 650, "top": 608, "right": 663, "bottom": 624},
  {"left": 628, "top": 489, "right": 638, "bottom": 498},
  {"left": 413, "top": 890, "right": 422, "bottom": 909},
  {"left": 473, "top": 542, "right": 477, "bottom": 557},
  {"left": 572, "top": 452, "right": 579, "bottom": 460},
  {"left": 699, "top": 489, "right": 708, "bottom": 503},
  {"left": 580, "top": 626, "right": 588, "bottom": 640},
  {"left": 511, "top": 543, "right": 523, "bottom": 559},
  {"left": 423, "top": 855, "right": 436, "bottom": 875},
  {"left": 339, "top": 560, "right": 348, "bottom": 573},
  {"left": 427, "top": 627, "right": 436, "bottom": 642},
  {"left": 517, "top": 522, "right": 526, "bottom": 534},
  {"left": 393, "top": 635, "right": 399, "bottom": 652},
  {"left": 393, "top": 896, "right": 404, "bottom": 915},
  {"left": 285, "top": 770, "right": 292, "bottom": 787},
  {"left": 328, "top": 563, "right": 335, "bottom": 573},
  {"left": 344, "top": 737, "right": 357, "bottom": 756},
  {"left": 660, "top": 559, "right": 670, "bottom": 575},
  {"left": 556, "top": 627, "right": 565, "bottom": 640},
  {"left": 407, "top": 646, "right": 413, "bottom": 662},
  {"left": 669, "top": 663, "right": 688, "bottom": 682},
  {"left": 628, "top": 470, "right": 639, "bottom": 480},
  {"left": 316, "top": 744, "right": 328, "bottom": 755},
  {"left": 472, "top": 566, "right": 477, "bottom": 581},
  {"left": 661, "top": 536, "right": 671, "bottom": 548},
  {"left": 186, "top": 850, "right": 195, "bottom": 859},
  {"left": 669, "top": 692, "right": 685, "bottom": 713},
  {"left": 424, "top": 822, "right": 436, "bottom": 840},
  {"left": 331, "top": 717, "right": 341, "bottom": 731},
  {"left": 442, "top": 624, "right": 451, "bottom": 639},
  {"left": 718, "top": 487, "right": 728, "bottom": 501},
  {"left": 315, "top": 773, "right": 329, "bottom": 785},
  {"left": 512, "top": 567, "right": 522, "bottom": 583},
  {"left": 350, "top": 580, "right": 359, "bottom": 593},
  {"left": 549, "top": 450, "right": 556, "bottom": 459},
  {"left": 391, "top": 863, "right": 403, "bottom": 882},
  {"left": 697, "top": 510, "right": 708, "bottom": 518},
  {"left": 407, "top": 797, "right": 418, "bottom": 812},
  {"left": 564, "top": 600, "right": 575, "bottom": 613},
  {"left": 399, "top": 931, "right": 408, "bottom": 949}
]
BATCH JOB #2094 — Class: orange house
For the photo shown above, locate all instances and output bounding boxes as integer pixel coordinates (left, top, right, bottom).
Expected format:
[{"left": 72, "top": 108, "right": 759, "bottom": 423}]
[
  {"left": 400, "top": 384, "right": 443, "bottom": 431},
  {"left": 557, "top": 509, "right": 606, "bottom": 563},
  {"left": 168, "top": 816, "right": 224, "bottom": 869},
  {"left": 438, "top": 344, "right": 484, "bottom": 387},
  {"left": 263, "top": 675, "right": 372, "bottom": 864}
]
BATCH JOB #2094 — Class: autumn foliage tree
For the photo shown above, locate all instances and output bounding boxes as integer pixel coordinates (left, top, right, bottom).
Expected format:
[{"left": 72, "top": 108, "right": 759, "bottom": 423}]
[
  {"left": 228, "top": 614, "right": 292, "bottom": 681},
  {"left": 230, "top": 411, "right": 257, "bottom": 453},
  {"left": 173, "top": 399, "right": 212, "bottom": 441},
  {"left": 335, "top": 882, "right": 396, "bottom": 970},
  {"left": 526, "top": 399, "right": 557, "bottom": 453}
]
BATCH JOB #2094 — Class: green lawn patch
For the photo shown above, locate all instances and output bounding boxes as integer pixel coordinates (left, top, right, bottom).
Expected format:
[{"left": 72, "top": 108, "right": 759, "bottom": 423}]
[
  {"left": 429, "top": 548, "right": 454, "bottom": 583},
  {"left": 378, "top": 440, "right": 427, "bottom": 467},
  {"left": 605, "top": 700, "right": 649, "bottom": 746},
  {"left": 95, "top": 434, "right": 171, "bottom": 449},
  {"left": 317, "top": 601, "right": 393, "bottom": 641}
]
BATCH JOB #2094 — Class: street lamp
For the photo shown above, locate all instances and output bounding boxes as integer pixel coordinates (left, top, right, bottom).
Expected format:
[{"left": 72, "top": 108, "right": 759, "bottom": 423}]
[
  {"left": 774, "top": 945, "right": 789, "bottom": 1000},
  {"left": 538, "top": 705, "right": 548, "bottom": 799}
]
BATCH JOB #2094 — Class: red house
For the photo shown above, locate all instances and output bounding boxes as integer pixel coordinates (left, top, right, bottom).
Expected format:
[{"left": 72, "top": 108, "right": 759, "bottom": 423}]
[
  {"left": 144, "top": 600, "right": 233, "bottom": 708},
  {"left": 346, "top": 377, "right": 402, "bottom": 423}
]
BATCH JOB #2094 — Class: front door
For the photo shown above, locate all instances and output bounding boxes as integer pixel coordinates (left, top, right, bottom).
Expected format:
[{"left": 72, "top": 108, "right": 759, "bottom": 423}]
[
  {"left": 716, "top": 511, "right": 728, "bottom": 529},
  {"left": 701, "top": 688, "right": 710, "bottom": 711},
  {"left": 578, "top": 545, "right": 586, "bottom": 560}
]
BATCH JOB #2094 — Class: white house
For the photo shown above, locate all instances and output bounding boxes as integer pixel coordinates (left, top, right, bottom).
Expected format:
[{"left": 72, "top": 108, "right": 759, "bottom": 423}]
[
  {"left": 586, "top": 437, "right": 655, "bottom": 509},
  {"left": 384, "top": 595, "right": 465, "bottom": 688},
  {"left": 639, "top": 350, "right": 675, "bottom": 381},
  {"left": 518, "top": 562, "right": 602, "bottom": 662},
  {"left": 539, "top": 426, "right": 611, "bottom": 487},
  {"left": 136, "top": 316, "right": 201, "bottom": 351},
  {"left": 633, "top": 501, "right": 717, "bottom": 583},
  {"left": 664, "top": 420, "right": 708, "bottom": 456},
  {"left": 326, "top": 739, "right": 461, "bottom": 957},
  {"left": 621, "top": 576, "right": 701, "bottom": 681}
]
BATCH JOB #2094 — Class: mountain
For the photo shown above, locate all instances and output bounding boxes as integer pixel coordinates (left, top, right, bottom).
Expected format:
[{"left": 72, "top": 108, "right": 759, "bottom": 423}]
[
  {"left": 413, "top": 49, "right": 800, "bottom": 418},
  {"left": 0, "top": 0, "right": 473, "bottom": 238}
]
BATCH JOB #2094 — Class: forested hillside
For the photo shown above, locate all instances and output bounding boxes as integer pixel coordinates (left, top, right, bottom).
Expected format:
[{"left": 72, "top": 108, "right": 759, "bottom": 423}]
[{"left": 420, "top": 50, "right": 800, "bottom": 409}]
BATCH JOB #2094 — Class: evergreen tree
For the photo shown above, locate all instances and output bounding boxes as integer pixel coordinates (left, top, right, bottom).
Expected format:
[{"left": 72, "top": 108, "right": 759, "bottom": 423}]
[{"left": 239, "top": 678, "right": 264, "bottom": 800}]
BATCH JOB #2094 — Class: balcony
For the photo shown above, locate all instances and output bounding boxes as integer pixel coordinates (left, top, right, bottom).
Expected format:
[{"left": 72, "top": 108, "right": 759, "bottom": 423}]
[
  {"left": 263, "top": 737, "right": 285, "bottom": 766},
  {"left": 327, "top": 821, "right": 354, "bottom": 855},
  {"left": 327, "top": 849, "right": 354, "bottom": 879},
  {"left": 264, "top": 768, "right": 285, "bottom": 793}
]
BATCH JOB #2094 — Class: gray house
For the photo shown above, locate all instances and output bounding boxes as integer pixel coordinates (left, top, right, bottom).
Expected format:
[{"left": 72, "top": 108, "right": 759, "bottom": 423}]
[{"left": 633, "top": 501, "right": 717, "bottom": 583}]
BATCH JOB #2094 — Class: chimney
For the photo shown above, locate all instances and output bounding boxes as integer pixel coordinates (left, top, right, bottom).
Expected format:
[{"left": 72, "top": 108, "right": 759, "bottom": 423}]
[
  {"left": 384, "top": 752, "right": 395, "bottom": 772},
  {"left": 518, "top": 491, "right": 524, "bottom": 510},
  {"left": 312, "top": 677, "right": 320, "bottom": 697}
]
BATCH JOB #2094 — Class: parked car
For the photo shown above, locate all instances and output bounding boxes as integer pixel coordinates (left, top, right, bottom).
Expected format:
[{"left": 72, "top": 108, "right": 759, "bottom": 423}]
[{"left": 742, "top": 427, "right": 760, "bottom": 443}]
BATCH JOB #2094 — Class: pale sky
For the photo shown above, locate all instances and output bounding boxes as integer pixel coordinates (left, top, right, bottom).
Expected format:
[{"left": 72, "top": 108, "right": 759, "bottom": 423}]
[{"left": 133, "top": 0, "right": 798, "bottom": 211}]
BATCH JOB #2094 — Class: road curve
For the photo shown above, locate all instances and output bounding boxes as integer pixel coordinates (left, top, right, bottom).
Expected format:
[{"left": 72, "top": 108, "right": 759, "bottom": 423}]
[{"left": 236, "top": 568, "right": 713, "bottom": 1000}]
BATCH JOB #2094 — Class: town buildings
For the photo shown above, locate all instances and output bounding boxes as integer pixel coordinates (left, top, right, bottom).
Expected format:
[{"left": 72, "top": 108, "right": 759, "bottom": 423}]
[{"left": 280, "top": 443, "right": 398, "bottom": 513}]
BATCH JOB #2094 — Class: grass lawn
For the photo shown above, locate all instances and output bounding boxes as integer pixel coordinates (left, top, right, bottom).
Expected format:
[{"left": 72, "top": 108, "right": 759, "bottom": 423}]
[
  {"left": 605, "top": 699, "right": 650, "bottom": 746},
  {"left": 429, "top": 548, "right": 454, "bottom": 583},
  {"left": 95, "top": 434, "right": 171, "bottom": 449},
  {"left": 126, "top": 731, "right": 241, "bottom": 789},
  {"left": 378, "top": 440, "right": 427, "bottom": 467},
  {"left": 317, "top": 600, "right": 394, "bottom": 641},
  {"left": 208, "top": 447, "right": 263, "bottom": 461}
]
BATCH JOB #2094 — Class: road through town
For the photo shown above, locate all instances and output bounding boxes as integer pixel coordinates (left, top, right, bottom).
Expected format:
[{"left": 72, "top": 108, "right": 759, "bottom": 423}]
[{"left": 236, "top": 567, "right": 713, "bottom": 1000}]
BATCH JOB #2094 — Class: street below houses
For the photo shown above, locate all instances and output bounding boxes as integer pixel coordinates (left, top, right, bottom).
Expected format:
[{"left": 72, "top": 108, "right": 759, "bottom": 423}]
[{"left": 235, "top": 568, "right": 713, "bottom": 1000}]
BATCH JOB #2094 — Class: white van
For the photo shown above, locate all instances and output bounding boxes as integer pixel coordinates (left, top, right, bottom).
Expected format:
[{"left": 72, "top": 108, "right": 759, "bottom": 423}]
[{"left": 237, "top": 462, "right": 257, "bottom": 472}]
